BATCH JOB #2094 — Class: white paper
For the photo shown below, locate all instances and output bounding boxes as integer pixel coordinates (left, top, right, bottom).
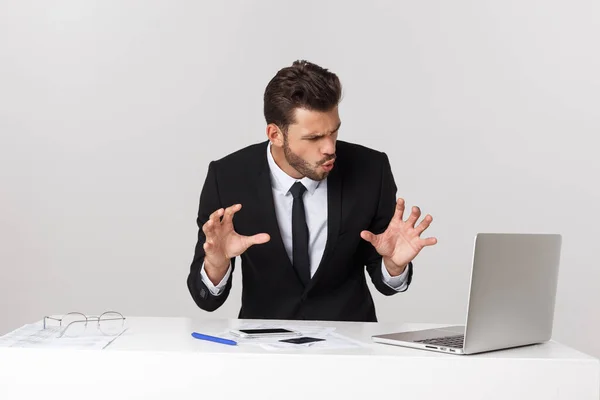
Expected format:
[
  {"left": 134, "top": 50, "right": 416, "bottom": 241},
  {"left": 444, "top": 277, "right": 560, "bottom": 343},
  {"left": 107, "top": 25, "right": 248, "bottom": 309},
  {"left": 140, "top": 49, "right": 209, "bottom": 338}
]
[
  {"left": 220, "top": 323, "right": 366, "bottom": 351},
  {"left": 0, "top": 322, "right": 126, "bottom": 350},
  {"left": 259, "top": 332, "right": 367, "bottom": 351}
]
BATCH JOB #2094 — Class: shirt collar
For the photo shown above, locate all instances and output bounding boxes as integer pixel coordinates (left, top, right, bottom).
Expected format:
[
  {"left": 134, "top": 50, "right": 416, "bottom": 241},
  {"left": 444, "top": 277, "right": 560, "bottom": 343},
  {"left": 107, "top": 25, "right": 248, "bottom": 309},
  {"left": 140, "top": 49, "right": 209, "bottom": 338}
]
[{"left": 266, "top": 142, "right": 322, "bottom": 195}]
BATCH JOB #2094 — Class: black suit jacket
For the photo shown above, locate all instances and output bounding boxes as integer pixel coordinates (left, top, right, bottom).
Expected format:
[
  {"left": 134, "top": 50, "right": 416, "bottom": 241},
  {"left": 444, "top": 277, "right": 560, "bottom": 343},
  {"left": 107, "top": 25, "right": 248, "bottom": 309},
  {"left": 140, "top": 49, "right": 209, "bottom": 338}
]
[{"left": 187, "top": 140, "right": 413, "bottom": 322}]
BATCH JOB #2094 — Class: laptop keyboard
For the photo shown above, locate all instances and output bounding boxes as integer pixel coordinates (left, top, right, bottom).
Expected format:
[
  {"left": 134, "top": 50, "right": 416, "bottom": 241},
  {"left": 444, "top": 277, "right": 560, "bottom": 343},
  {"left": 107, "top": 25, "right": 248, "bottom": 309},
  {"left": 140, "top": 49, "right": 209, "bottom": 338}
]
[{"left": 415, "top": 334, "right": 464, "bottom": 348}]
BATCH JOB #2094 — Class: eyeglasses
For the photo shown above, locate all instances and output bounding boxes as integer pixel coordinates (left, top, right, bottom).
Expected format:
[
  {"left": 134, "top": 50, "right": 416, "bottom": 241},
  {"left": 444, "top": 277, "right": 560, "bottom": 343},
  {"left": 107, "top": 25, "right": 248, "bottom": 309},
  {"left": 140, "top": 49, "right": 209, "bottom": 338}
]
[{"left": 43, "top": 311, "right": 126, "bottom": 338}]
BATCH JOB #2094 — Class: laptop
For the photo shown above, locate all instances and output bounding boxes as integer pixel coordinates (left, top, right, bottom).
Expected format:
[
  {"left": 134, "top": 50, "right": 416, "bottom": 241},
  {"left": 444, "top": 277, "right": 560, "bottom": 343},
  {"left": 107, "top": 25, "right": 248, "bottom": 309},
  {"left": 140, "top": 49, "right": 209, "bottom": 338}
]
[{"left": 372, "top": 233, "right": 562, "bottom": 355}]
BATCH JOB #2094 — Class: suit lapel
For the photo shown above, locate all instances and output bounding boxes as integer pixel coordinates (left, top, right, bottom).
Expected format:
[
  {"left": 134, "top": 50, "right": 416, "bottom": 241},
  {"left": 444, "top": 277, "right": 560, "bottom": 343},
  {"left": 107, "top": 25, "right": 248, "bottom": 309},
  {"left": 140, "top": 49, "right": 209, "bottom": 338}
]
[
  {"left": 305, "top": 162, "right": 342, "bottom": 291},
  {"left": 254, "top": 146, "right": 296, "bottom": 276}
]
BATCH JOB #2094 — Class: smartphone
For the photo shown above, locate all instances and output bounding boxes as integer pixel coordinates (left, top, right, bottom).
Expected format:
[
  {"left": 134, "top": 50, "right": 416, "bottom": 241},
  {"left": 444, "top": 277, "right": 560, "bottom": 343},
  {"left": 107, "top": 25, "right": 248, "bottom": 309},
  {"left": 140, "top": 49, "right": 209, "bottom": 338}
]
[
  {"left": 229, "top": 328, "right": 301, "bottom": 338},
  {"left": 279, "top": 336, "right": 325, "bottom": 345}
]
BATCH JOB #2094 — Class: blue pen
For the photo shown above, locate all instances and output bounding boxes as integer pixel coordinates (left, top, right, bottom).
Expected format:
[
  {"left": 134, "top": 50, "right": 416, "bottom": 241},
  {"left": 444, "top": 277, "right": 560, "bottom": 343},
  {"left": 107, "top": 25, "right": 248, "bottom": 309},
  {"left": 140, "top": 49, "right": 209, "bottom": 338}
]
[{"left": 191, "top": 332, "right": 237, "bottom": 346}]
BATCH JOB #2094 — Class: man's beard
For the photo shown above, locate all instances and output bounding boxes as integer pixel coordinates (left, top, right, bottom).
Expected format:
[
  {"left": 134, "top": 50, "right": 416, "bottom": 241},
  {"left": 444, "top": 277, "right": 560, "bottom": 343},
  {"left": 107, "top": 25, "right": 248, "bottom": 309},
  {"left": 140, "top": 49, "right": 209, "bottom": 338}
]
[{"left": 283, "top": 136, "right": 334, "bottom": 181}]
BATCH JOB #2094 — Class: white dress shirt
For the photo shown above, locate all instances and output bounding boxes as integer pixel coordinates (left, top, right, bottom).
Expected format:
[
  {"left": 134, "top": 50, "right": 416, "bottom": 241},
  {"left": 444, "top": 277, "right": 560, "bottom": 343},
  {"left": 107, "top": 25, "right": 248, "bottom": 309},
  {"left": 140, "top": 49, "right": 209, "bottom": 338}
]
[{"left": 200, "top": 143, "right": 410, "bottom": 295}]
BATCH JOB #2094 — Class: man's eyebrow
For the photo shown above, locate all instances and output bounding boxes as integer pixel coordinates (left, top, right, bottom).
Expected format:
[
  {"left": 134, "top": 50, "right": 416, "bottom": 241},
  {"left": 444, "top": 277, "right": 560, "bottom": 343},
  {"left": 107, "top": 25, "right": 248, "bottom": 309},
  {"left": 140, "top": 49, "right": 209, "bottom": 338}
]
[
  {"left": 303, "top": 121, "right": 342, "bottom": 138},
  {"left": 332, "top": 121, "right": 342, "bottom": 133}
]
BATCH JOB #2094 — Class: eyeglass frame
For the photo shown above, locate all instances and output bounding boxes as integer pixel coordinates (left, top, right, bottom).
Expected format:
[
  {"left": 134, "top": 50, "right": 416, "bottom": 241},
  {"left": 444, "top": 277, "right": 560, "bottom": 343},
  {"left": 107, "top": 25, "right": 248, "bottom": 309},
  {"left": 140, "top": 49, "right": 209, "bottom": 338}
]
[{"left": 43, "top": 311, "right": 126, "bottom": 338}]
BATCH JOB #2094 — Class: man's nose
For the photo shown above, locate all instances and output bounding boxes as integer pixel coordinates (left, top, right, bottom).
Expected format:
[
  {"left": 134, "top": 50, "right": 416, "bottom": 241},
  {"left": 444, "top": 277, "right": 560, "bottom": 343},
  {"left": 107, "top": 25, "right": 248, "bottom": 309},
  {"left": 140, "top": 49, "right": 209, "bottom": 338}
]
[{"left": 321, "top": 136, "right": 336, "bottom": 156}]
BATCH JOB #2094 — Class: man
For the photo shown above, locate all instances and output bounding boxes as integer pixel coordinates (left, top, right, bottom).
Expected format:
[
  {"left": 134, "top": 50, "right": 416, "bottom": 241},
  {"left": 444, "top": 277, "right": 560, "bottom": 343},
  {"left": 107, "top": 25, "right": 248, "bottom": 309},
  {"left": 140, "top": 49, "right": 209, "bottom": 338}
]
[{"left": 187, "top": 60, "right": 437, "bottom": 322}]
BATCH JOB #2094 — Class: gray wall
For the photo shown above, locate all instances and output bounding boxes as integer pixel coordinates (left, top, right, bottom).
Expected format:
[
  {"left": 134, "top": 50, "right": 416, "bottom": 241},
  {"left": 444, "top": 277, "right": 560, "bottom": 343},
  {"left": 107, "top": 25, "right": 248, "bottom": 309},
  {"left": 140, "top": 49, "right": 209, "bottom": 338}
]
[{"left": 1, "top": 0, "right": 598, "bottom": 358}]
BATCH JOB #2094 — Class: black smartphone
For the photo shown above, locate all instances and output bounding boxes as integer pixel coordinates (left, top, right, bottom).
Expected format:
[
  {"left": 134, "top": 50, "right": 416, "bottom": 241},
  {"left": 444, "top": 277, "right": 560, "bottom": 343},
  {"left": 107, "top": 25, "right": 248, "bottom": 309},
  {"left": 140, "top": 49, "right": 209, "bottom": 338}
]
[
  {"left": 230, "top": 328, "right": 300, "bottom": 338},
  {"left": 279, "top": 336, "right": 325, "bottom": 344}
]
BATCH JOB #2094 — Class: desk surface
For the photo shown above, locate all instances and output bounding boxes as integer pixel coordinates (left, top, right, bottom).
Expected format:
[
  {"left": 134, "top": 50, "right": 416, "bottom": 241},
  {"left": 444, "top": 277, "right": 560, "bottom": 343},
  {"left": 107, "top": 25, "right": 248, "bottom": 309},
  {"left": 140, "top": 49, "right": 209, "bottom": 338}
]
[
  {"left": 104, "top": 316, "right": 593, "bottom": 360},
  {"left": 1, "top": 316, "right": 598, "bottom": 400}
]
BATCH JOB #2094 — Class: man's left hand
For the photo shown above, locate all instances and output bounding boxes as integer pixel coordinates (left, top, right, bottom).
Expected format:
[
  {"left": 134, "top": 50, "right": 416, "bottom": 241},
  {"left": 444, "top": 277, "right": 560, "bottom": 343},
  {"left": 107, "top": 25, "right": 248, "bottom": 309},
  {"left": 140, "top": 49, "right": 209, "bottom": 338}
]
[{"left": 360, "top": 198, "right": 437, "bottom": 276}]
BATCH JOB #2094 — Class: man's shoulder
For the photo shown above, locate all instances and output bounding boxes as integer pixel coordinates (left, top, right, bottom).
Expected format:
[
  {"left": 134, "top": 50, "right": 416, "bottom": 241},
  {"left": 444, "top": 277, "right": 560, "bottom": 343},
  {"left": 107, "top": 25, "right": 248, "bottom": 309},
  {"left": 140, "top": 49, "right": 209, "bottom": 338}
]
[
  {"left": 211, "top": 141, "right": 268, "bottom": 169},
  {"left": 336, "top": 140, "right": 387, "bottom": 163}
]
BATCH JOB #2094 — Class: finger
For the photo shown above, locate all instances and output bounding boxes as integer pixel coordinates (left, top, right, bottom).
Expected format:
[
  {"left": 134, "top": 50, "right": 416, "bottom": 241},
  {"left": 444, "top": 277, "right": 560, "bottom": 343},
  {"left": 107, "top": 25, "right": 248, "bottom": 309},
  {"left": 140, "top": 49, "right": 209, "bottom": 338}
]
[
  {"left": 203, "top": 221, "right": 217, "bottom": 244},
  {"left": 209, "top": 208, "right": 224, "bottom": 224},
  {"left": 360, "top": 230, "right": 378, "bottom": 245},
  {"left": 202, "top": 219, "right": 214, "bottom": 237},
  {"left": 392, "top": 198, "right": 405, "bottom": 222},
  {"left": 222, "top": 204, "right": 242, "bottom": 226},
  {"left": 415, "top": 214, "right": 433, "bottom": 235},
  {"left": 406, "top": 206, "right": 421, "bottom": 227},
  {"left": 244, "top": 233, "right": 271, "bottom": 247},
  {"left": 421, "top": 237, "right": 438, "bottom": 247}
]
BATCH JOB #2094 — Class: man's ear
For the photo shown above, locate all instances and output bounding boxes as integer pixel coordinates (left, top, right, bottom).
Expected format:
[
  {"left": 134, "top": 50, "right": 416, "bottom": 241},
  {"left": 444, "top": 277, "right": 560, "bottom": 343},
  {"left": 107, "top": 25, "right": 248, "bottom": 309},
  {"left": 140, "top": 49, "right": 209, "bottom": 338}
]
[{"left": 266, "top": 124, "right": 284, "bottom": 147}]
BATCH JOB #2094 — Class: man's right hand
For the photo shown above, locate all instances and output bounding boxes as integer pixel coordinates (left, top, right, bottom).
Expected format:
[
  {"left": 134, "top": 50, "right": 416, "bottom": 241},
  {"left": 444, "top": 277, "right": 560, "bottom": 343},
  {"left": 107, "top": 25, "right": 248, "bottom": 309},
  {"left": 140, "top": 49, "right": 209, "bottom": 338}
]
[{"left": 202, "top": 204, "right": 270, "bottom": 285}]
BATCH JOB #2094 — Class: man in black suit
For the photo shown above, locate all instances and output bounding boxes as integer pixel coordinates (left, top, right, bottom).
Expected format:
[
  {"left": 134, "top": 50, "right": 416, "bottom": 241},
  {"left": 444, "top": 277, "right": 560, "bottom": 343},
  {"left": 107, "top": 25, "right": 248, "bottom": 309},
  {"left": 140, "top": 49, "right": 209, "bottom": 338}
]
[{"left": 187, "top": 60, "right": 437, "bottom": 322}]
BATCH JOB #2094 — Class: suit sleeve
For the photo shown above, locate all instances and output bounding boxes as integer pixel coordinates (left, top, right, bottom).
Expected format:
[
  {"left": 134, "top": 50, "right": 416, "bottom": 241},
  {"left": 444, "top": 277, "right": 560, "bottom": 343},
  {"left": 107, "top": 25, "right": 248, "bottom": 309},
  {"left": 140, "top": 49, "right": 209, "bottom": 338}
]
[
  {"left": 186, "top": 161, "right": 236, "bottom": 311},
  {"left": 362, "top": 152, "right": 413, "bottom": 296}
]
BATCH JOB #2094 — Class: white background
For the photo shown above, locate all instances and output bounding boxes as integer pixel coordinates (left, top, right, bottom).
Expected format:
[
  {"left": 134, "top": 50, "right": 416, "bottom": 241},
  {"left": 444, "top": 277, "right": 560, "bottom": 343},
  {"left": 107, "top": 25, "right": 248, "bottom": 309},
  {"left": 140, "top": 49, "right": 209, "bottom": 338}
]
[{"left": 1, "top": 0, "right": 598, "bottom": 358}]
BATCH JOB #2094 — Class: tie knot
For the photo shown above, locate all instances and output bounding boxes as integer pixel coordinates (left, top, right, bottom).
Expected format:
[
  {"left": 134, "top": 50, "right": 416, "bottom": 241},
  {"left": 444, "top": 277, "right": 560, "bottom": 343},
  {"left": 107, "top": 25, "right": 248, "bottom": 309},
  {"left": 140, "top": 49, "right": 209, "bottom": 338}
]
[{"left": 289, "top": 182, "right": 307, "bottom": 199}]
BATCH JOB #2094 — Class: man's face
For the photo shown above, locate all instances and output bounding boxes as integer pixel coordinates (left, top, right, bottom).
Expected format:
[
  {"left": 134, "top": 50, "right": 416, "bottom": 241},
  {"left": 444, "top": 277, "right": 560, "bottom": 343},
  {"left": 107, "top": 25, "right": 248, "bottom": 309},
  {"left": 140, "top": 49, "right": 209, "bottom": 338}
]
[{"left": 281, "top": 107, "right": 340, "bottom": 181}]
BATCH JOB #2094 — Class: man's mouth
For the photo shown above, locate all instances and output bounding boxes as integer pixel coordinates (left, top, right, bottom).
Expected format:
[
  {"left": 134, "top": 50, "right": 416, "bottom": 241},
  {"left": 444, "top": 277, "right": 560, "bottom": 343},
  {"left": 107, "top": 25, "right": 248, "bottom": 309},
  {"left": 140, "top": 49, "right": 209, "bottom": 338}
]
[{"left": 321, "top": 160, "right": 335, "bottom": 171}]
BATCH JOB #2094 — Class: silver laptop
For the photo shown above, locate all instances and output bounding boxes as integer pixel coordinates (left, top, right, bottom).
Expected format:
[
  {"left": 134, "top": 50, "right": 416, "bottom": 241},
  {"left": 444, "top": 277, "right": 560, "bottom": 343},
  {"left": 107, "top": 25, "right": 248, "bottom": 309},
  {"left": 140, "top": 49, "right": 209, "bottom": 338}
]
[{"left": 372, "top": 233, "right": 562, "bottom": 355}]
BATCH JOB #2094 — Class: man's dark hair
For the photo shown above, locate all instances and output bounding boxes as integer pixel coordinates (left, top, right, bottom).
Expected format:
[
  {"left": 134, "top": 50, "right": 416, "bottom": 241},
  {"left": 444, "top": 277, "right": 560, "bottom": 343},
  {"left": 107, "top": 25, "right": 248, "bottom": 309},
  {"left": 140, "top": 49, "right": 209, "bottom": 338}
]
[{"left": 264, "top": 60, "right": 342, "bottom": 133}]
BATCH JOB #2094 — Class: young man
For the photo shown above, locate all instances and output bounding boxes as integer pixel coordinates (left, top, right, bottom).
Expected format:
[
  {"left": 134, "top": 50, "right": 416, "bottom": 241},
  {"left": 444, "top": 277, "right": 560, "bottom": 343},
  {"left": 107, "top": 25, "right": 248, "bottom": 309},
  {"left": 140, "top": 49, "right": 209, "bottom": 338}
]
[{"left": 187, "top": 60, "right": 437, "bottom": 322}]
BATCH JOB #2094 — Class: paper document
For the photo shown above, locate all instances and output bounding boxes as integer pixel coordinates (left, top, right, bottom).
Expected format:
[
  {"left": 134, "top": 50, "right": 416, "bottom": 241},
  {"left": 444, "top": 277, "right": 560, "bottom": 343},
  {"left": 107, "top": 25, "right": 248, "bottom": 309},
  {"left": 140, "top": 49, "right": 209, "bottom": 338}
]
[
  {"left": 0, "top": 322, "right": 126, "bottom": 350},
  {"left": 221, "top": 323, "right": 366, "bottom": 351},
  {"left": 259, "top": 332, "right": 367, "bottom": 351}
]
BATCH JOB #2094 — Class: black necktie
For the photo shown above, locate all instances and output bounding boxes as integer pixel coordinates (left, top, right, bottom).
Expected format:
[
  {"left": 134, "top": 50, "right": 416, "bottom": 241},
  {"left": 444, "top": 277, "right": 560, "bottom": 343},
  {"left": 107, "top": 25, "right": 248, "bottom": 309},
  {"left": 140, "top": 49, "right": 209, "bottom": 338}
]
[{"left": 290, "top": 182, "right": 310, "bottom": 286}]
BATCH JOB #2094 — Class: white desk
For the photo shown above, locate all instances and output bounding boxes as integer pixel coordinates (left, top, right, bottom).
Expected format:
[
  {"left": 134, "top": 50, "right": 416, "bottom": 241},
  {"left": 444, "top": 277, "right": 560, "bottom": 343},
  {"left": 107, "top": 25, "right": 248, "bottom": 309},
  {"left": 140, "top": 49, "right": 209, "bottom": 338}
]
[{"left": 0, "top": 317, "right": 598, "bottom": 399}]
